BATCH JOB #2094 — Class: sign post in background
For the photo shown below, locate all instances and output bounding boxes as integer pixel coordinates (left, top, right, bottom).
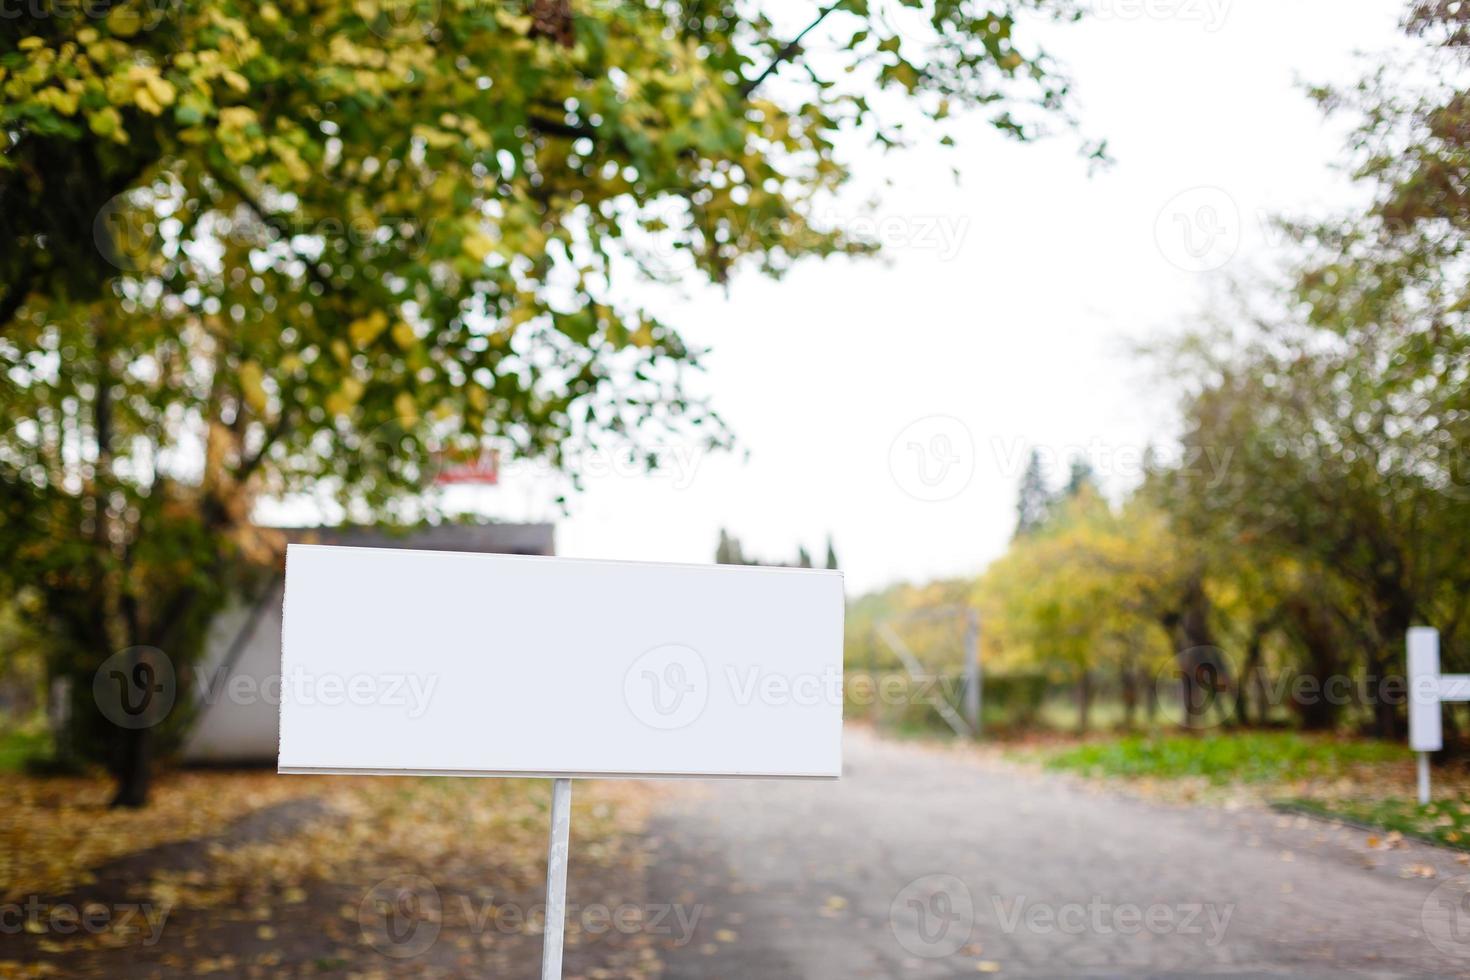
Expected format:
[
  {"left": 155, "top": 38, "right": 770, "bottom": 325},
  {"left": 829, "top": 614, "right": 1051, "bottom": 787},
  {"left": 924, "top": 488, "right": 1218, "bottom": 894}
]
[{"left": 1406, "top": 626, "right": 1470, "bottom": 805}]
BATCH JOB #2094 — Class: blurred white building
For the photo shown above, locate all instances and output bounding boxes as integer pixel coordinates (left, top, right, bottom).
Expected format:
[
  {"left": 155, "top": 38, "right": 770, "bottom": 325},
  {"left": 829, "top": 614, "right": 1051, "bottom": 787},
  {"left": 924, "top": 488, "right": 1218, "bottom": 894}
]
[{"left": 182, "top": 523, "right": 555, "bottom": 763}]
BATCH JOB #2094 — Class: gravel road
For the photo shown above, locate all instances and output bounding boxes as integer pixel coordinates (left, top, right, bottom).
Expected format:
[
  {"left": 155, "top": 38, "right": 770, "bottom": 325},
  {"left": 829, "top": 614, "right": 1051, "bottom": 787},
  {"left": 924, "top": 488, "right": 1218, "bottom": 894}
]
[{"left": 647, "top": 727, "right": 1470, "bottom": 978}]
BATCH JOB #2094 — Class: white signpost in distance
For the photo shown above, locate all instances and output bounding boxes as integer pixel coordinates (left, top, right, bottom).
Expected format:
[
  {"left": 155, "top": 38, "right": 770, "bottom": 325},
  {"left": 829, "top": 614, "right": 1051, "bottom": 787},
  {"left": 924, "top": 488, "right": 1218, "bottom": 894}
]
[
  {"left": 277, "top": 544, "right": 845, "bottom": 978},
  {"left": 1407, "top": 627, "right": 1470, "bottom": 805}
]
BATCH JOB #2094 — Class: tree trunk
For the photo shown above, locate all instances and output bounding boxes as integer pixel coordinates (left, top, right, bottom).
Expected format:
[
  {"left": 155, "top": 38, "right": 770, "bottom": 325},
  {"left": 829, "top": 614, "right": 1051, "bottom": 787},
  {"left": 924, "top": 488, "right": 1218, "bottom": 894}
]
[
  {"left": 1165, "top": 576, "right": 1231, "bottom": 730},
  {"left": 110, "top": 727, "right": 151, "bottom": 808},
  {"left": 1369, "top": 598, "right": 1415, "bottom": 739},
  {"left": 1235, "top": 631, "right": 1264, "bottom": 728},
  {"left": 1121, "top": 664, "right": 1138, "bottom": 729},
  {"left": 1287, "top": 600, "right": 1341, "bottom": 731},
  {"left": 1077, "top": 670, "right": 1092, "bottom": 734}
]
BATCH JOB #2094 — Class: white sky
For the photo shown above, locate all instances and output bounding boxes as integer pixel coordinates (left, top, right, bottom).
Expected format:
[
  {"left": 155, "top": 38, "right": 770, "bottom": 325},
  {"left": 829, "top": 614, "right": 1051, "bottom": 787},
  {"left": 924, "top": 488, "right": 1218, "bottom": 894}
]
[{"left": 439, "top": 0, "right": 1410, "bottom": 594}]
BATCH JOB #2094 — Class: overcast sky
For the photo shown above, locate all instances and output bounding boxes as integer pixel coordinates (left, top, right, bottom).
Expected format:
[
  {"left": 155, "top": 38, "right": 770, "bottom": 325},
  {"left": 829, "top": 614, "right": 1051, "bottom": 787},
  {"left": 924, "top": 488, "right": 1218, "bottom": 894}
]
[{"left": 441, "top": 0, "right": 1409, "bottom": 594}]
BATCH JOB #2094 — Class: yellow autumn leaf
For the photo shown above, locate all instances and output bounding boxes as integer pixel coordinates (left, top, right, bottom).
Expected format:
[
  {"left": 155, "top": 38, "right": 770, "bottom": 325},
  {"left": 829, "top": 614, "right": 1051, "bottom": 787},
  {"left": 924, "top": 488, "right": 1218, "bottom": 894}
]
[
  {"left": 462, "top": 231, "right": 495, "bottom": 263},
  {"left": 145, "top": 74, "right": 176, "bottom": 109},
  {"left": 391, "top": 320, "right": 417, "bottom": 350},
  {"left": 394, "top": 392, "right": 419, "bottom": 426},
  {"left": 238, "top": 361, "right": 268, "bottom": 415},
  {"left": 107, "top": 6, "right": 142, "bottom": 36},
  {"left": 348, "top": 310, "right": 389, "bottom": 348},
  {"left": 134, "top": 87, "right": 164, "bottom": 116}
]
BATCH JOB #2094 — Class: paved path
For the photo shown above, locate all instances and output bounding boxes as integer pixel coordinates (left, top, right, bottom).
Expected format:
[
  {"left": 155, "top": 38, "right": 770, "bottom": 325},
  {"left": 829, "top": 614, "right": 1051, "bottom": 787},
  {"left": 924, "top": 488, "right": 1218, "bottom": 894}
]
[{"left": 647, "top": 728, "right": 1470, "bottom": 978}]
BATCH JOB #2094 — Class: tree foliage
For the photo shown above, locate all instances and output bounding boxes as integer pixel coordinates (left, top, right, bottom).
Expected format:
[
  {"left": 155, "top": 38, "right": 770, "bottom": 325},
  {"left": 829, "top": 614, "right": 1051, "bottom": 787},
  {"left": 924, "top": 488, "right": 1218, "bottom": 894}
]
[
  {"left": 911, "top": 0, "right": 1470, "bottom": 738},
  {"left": 0, "top": 0, "right": 1094, "bottom": 802}
]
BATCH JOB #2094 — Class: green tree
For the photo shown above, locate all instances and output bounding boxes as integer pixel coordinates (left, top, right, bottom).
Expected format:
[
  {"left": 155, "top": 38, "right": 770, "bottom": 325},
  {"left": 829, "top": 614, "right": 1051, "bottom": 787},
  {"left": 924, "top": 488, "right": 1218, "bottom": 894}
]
[
  {"left": 1014, "top": 447, "right": 1053, "bottom": 537},
  {"left": 1063, "top": 456, "right": 1095, "bottom": 497},
  {"left": 1, "top": 0, "right": 1093, "bottom": 804},
  {"left": 825, "top": 534, "right": 839, "bottom": 570},
  {"left": 1157, "top": 0, "right": 1470, "bottom": 736},
  {"left": 715, "top": 528, "right": 744, "bottom": 565}
]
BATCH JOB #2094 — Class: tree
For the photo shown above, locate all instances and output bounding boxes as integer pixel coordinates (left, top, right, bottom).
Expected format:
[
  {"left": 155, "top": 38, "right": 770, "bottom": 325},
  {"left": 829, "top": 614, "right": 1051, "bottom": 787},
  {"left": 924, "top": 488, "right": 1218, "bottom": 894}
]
[
  {"left": 715, "top": 528, "right": 740, "bottom": 565},
  {"left": 1, "top": 0, "right": 1101, "bottom": 333},
  {"left": 1063, "top": 456, "right": 1095, "bottom": 498},
  {"left": 1153, "top": 0, "right": 1470, "bottom": 736},
  {"left": 825, "top": 535, "right": 839, "bottom": 570},
  {"left": 1014, "top": 448, "right": 1053, "bottom": 537},
  {"left": 797, "top": 546, "right": 813, "bottom": 568},
  {"left": 1, "top": 0, "right": 1093, "bottom": 804}
]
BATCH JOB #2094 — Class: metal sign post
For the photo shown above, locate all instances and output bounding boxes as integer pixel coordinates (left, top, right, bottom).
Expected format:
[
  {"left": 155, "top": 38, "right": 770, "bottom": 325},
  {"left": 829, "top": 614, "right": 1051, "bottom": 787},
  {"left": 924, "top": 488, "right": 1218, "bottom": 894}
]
[
  {"left": 275, "top": 546, "right": 844, "bottom": 980},
  {"left": 963, "top": 609, "right": 982, "bottom": 736},
  {"left": 540, "top": 778, "right": 573, "bottom": 979},
  {"left": 1407, "top": 627, "right": 1470, "bottom": 805}
]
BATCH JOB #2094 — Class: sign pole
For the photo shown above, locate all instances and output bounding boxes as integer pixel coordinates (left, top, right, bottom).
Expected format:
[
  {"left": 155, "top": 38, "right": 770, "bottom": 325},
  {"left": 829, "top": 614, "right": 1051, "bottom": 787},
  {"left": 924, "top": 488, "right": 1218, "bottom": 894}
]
[
  {"left": 541, "top": 778, "right": 573, "bottom": 980},
  {"left": 964, "top": 609, "right": 982, "bottom": 737},
  {"left": 1418, "top": 752, "right": 1432, "bottom": 806}
]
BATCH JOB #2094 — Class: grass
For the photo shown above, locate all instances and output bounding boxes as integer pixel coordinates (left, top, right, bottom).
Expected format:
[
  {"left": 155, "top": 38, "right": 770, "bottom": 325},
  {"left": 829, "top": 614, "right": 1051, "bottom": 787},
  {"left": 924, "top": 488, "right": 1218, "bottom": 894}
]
[
  {"left": 1277, "top": 796, "right": 1470, "bottom": 852},
  {"left": 1034, "top": 729, "right": 1470, "bottom": 849},
  {"left": 0, "top": 729, "right": 50, "bottom": 772},
  {"left": 1040, "top": 730, "right": 1408, "bottom": 785}
]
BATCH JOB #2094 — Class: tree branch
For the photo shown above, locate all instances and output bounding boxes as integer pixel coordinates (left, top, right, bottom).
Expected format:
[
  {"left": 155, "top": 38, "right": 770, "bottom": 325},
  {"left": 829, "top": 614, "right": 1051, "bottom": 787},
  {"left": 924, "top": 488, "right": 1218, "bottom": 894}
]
[
  {"left": 208, "top": 165, "right": 337, "bottom": 294},
  {"left": 741, "top": 2, "right": 845, "bottom": 98},
  {"left": 238, "top": 409, "right": 292, "bottom": 485}
]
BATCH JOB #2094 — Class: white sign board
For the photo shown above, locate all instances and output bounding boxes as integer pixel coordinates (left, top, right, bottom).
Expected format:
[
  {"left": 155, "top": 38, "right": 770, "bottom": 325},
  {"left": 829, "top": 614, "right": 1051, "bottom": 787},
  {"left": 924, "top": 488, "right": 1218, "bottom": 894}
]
[
  {"left": 278, "top": 545, "right": 845, "bottom": 779},
  {"left": 1409, "top": 626, "right": 1444, "bottom": 753}
]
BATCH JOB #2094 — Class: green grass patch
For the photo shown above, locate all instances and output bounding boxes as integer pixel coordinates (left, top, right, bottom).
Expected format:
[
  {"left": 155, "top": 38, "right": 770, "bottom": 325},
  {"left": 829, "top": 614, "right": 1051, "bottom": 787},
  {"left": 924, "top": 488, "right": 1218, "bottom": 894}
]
[
  {"left": 1276, "top": 796, "right": 1470, "bottom": 851},
  {"left": 1041, "top": 731, "right": 1407, "bottom": 785},
  {"left": 0, "top": 729, "right": 52, "bottom": 772}
]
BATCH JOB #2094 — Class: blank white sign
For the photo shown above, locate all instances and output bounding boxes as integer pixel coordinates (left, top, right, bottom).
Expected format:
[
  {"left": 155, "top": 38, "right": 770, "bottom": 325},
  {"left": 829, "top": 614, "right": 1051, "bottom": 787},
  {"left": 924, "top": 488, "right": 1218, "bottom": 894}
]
[{"left": 278, "top": 544, "right": 845, "bottom": 779}]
